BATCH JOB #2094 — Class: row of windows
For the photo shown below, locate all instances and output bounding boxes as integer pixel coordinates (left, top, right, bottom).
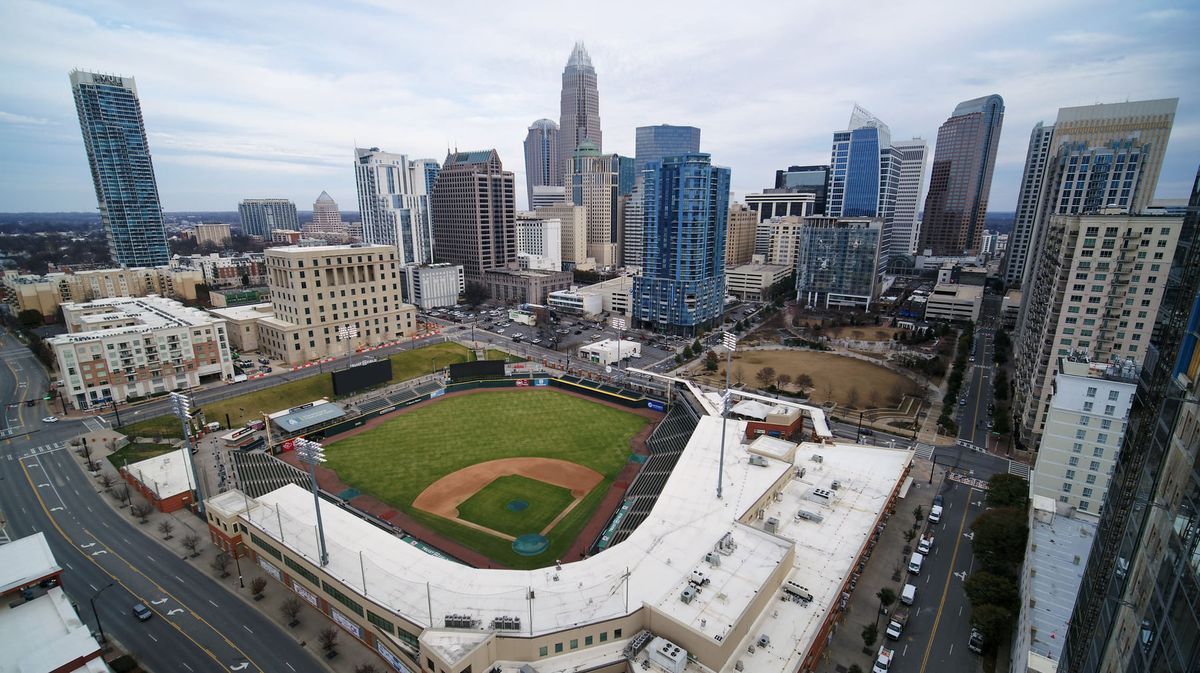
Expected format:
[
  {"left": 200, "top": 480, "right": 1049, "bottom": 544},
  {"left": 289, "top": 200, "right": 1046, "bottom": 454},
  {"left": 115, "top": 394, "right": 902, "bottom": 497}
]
[
  {"left": 250, "top": 532, "right": 282, "bottom": 560},
  {"left": 322, "top": 579, "right": 364, "bottom": 617},
  {"left": 284, "top": 555, "right": 321, "bottom": 587},
  {"left": 537, "top": 628, "right": 623, "bottom": 657}
]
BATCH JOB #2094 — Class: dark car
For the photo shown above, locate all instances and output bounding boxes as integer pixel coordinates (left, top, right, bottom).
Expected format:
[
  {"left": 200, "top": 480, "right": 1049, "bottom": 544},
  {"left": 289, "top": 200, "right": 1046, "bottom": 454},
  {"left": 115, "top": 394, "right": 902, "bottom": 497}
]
[
  {"left": 132, "top": 603, "right": 152, "bottom": 621},
  {"left": 968, "top": 627, "right": 984, "bottom": 654},
  {"left": 933, "top": 494, "right": 944, "bottom": 507}
]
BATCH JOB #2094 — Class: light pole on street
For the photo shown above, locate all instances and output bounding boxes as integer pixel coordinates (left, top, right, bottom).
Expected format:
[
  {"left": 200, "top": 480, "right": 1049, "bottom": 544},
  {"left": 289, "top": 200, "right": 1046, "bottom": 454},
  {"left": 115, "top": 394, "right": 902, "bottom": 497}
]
[
  {"left": 717, "top": 332, "right": 737, "bottom": 500},
  {"left": 295, "top": 438, "right": 330, "bottom": 566},
  {"left": 89, "top": 582, "right": 114, "bottom": 644}
]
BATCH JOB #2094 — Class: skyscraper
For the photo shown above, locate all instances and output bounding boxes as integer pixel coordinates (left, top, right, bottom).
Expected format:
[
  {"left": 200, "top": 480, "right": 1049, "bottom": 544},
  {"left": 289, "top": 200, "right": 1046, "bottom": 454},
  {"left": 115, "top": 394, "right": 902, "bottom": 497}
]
[
  {"left": 566, "top": 140, "right": 628, "bottom": 268},
  {"left": 430, "top": 150, "right": 515, "bottom": 285},
  {"left": 69, "top": 70, "right": 170, "bottom": 267},
  {"left": 892, "top": 139, "right": 928, "bottom": 257},
  {"left": 622, "top": 181, "right": 645, "bottom": 269},
  {"left": 307, "top": 191, "right": 344, "bottom": 234},
  {"left": 917, "top": 95, "right": 1004, "bottom": 256},
  {"left": 1002, "top": 122, "right": 1056, "bottom": 286},
  {"left": 632, "top": 154, "right": 729, "bottom": 335},
  {"left": 354, "top": 148, "right": 434, "bottom": 265},
  {"left": 725, "top": 203, "right": 758, "bottom": 267},
  {"left": 238, "top": 199, "right": 298, "bottom": 239},
  {"left": 558, "top": 43, "right": 602, "bottom": 180},
  {"left": 634, "top": 125, "right": 701, "bottom": 174},
  {"left": 1060, "top": 168, "right": 1200, "bottom": 673},
  {"left": 523, "top": 118, "right": 560, "bottom": 208},
  {"left": 773, "top": 165, "right": 830, "bottom": 215},
  {"left": 794, "top": 216, "right": 884, "bottom": 310}
]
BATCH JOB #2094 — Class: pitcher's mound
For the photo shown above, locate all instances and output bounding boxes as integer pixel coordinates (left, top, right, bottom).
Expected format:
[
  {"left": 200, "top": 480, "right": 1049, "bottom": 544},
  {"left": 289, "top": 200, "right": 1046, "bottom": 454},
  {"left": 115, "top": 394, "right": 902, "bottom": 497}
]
[{"left": 512, "top": 534, "right": 549, "bottom": 556}]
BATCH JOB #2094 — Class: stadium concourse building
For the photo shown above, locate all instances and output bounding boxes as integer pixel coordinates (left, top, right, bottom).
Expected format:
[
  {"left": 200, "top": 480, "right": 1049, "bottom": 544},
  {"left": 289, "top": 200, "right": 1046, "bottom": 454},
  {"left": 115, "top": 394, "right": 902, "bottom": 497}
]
[{"left": 206, "top": 392, "right": 911, "bottom": 673}]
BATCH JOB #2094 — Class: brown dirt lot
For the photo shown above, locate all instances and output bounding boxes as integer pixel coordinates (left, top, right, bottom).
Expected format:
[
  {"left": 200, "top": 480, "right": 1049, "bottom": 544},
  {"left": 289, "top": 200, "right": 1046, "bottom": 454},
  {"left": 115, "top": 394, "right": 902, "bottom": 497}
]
[{"left": 698, "top": 350, "right": 923, "bottom": 408}]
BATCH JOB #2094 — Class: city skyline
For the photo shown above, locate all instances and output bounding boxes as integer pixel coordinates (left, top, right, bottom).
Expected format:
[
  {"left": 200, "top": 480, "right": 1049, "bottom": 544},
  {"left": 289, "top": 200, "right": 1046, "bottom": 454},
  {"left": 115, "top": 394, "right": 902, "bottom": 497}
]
[{"left": 1, "top": 2, "right": 1197, "bottom": 215}]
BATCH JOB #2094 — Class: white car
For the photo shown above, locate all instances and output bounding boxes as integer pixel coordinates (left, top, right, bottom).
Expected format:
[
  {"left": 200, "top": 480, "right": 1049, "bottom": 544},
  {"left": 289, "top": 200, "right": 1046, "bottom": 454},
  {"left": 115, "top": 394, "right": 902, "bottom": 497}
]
[{"left": 42, "top": 416, "right": 58, "bottom": 423}]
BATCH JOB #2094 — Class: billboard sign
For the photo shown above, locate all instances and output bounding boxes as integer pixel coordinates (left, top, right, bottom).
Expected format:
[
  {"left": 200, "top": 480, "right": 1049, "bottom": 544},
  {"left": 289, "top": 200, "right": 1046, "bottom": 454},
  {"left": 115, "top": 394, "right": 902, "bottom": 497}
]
[
  {"left": 331, "top": 359, "right": 392, "bottom": 396},
  {"left": 280, "top": 439, "right": 295, "bottom": 452},
  {"left": 647, "top": 400, "right": 666, "bottom": 412},
  {"left": 534, "top": 378, "right": 549, "bottom": 387}
]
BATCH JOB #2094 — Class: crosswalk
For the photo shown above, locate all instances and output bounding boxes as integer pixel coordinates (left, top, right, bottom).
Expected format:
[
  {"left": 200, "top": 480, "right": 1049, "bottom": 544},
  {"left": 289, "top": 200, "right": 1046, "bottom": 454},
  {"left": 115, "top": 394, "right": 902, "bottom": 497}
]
[
  {"left": 1008, "top": 460, "right": 1031, "bottom": 479},
  {"left": 913, "top": 442, "right": 935, "bottom": 460},
  {"left": 81, "top": 416, "right": 108, "bottom": 432},
  {"left": 6, "top": 441, "right": 66, "bottom": 461}
]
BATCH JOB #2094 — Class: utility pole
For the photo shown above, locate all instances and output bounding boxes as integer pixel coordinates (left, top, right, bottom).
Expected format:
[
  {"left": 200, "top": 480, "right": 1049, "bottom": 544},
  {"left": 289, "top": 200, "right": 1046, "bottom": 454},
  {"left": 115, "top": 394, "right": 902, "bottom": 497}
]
[
  {"left": 295, "top": 438, "right": 330, "bottom": 566},
  {"left": 89, "top": 583, "right": 114, "bottom": 645},
  {"left": 109, "top": 397, "right": 122, "bottom": 428},
  {"left": 718, "top": 332, "right": 737, "bottom": 499}
]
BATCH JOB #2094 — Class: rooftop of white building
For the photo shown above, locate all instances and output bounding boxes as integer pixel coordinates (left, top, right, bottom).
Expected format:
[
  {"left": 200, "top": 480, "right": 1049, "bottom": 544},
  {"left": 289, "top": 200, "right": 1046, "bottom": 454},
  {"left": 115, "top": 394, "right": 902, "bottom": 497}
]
[
  {"left": 0, "top": 532, "right": 60, "bottom": 595},
  {"left": 0, "top": 587, "right": 106, "bottom": 673},
  {"left": 208, "top": 302, "right": 274, "bottom": 322},
  {"left": 265, "top": 243, "right": 393, "bottom": 255},
  {"left": 929, "top": 283, "right": 984, "bottom": 301},
  {"left": 52, "top": 295, "right": 223, "bottom": 343},
  {"left": 125, "top": 447, "right": 195, "bottom": 499},
  {"left": 1025, "top": 495, "right": 1096, "bottom": 665}
]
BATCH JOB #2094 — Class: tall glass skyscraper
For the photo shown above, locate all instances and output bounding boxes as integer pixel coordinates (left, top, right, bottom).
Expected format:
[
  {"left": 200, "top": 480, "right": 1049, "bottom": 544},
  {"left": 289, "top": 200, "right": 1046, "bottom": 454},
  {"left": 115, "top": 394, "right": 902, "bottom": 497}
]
[
  {"left": 634, "top": 125, "right": 701, "bottom": 174},
  {"left": 773, "top": 165, "right": 830, "bottom": 215},
  {"left": 70, "top": 70, "right": 170, "bottom": 267},
  {"left": 632, "top": 154, "right": 729, "bottom": 335},
  {"left": 354, "top": 148, "right": 435, "bottom": 265},
  {"left": 523, "top": 118, "right": 560, "bottom": 208},
  {"left": 558, "top": 43, "right": 602, "bottom": 180},
  {"left": 237, "top": 198, "right": 298, "bottom": 239}
]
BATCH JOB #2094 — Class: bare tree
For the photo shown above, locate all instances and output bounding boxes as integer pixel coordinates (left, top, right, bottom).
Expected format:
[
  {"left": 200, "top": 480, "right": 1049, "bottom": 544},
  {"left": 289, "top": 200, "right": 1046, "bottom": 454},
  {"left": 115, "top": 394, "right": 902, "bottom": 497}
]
[
  {"left": 824, "top": 381, "right": 835, "bottom": 403},
  {"left": 280, "top": 596, "right": 303, "bottom": 627},
  {"left": 318, "top": 626, "right": 339, "bottom": 652},
  {"left": 755, "top": 366, "right": 777, "bottom": 388},
  {"left": 796, "top": 373, "right": 815, "bottom": 390},
  {"left": 210, "top": 552, "right": 232, "bottom": 578},
  {"left": 250, "top": 577, "right": 267, "bottom": 597},
  {"left": 112, "top": 485, "right": 130, "bottom": 504},
  {"left": 130, "top": 502, "right": 154, "bottom": 524},
  {"left": 733, "top": 367, "right": 746, "bottom": 386},
  {"left": 868, "top": 389, "right": 881, "bottom": 408},
  {"left": 157, "top": 519, "right": 175, "bottom": 540},
  {"left": 847, "top": 386, "right": 861, "bottom": 408},
  {"left": 875, "top": 330, "right": 888, "bottom": 341},
  {"left": 851, "top": 330, "right": 865, "bottom": 341},
  {"left": 776, "top": 373, "right": 793, "bottom": 389},
  {"left": 181, "top": 533, "right": 202, "bottom": 558},
  {"left": 98, "top": 473, "right": 116, "bottom": 491}
]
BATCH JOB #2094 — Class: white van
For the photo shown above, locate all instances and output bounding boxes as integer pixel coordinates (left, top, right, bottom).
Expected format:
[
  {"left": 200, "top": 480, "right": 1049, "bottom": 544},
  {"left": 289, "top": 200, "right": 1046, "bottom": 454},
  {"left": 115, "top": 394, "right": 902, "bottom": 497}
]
[
  {"left": 900, "top": 583, "right": 917, "bottom": 605},
  {"left": 908, "top": 552, "right": 925, "bottom": 575},
  {"left": 929, "top": 504, "right": 943, "bottom": 523}
]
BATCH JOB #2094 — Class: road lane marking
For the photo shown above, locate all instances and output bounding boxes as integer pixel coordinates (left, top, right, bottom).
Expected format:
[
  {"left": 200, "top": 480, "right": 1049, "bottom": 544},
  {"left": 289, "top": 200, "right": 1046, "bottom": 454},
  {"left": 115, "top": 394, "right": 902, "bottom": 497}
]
[
  {"left": 286, "top": 664, "right": 295, "bottom": 672},
  {"left": 148, "top": 633, "right": 157, "bottom": 643},
  {"left": 209, "top": 599, "right": 219, "bottom": 607},
  {"left": 242, "top": 625, "right": 252, "bottom": 634},
  {"left": 175, "top": 575, "right": 184, "bottom": 582},
  {"left": 182, "top": 664, "right": 193, "bottom": 672},
  {"left": 918, "top": 487, "right": 978, "bottom": 673}
]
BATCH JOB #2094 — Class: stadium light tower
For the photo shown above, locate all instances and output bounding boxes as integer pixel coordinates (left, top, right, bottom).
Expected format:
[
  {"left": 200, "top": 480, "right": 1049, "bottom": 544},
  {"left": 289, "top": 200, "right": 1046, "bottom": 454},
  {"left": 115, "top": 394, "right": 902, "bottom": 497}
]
[
  {"left": 337, "top": 324, "right": 360, "bottom": 362},
  {"left": 718, "top": 332, "right": 737, "bottom": 499},
  {"left": 169, "top": 391, "right": 205, "bottom": 514},
  {"left": 611, "top": 317, "right": 626, "bottom": 375},
  {"left": 295, "top": 438, "right": 330, "bottom": 566}
]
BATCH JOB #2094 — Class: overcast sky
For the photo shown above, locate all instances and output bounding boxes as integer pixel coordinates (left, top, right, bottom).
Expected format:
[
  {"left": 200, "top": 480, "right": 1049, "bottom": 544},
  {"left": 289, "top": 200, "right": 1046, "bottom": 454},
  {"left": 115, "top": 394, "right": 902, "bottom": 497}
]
[{"left": 1, "top": 0, "right": 1197, "bottom": 214}]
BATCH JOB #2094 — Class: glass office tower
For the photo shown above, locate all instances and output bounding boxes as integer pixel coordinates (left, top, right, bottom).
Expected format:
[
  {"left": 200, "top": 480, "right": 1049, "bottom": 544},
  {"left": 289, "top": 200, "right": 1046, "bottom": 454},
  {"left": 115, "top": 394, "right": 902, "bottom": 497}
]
[
  {"left": 635, "top": 125, "right": 701, "bottom": 174},
  {"left": 70, "top": 70, "right": 170, "bottom": 267},
  {"left": 774, "top": 165, "right": 830, "bottom": 215},
  {"left": 633, "top": 154, "right": 730, "bottom": 335}
]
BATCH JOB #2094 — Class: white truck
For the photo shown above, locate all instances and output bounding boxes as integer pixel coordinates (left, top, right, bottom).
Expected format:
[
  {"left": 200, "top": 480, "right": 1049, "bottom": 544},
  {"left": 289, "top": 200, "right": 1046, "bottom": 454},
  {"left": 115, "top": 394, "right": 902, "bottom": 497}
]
[
  {"left": 872, "top": 645, "right": 895, "bottom": 673},
  {"left": 929, "top": 504, "right": 943, "bottom": 523},
  {"left": 917, "top": 532, "right": 934, "bottom": 555},
  {"left": 885, "top": 608, "right": 909, "bottom": 640}
]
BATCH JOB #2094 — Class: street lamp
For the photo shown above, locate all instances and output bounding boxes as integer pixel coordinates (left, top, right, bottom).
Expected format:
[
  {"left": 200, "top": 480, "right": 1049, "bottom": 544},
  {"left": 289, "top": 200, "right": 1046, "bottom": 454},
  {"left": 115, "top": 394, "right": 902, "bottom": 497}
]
[
  {"left": 170, "top": 391, "right": 206, "bottom": 515},
  {"left": 717, "top": 332, "right": 737, "bottom": 500},
  {"left": 295, "top": 438, "right": 330, "bottom": 566},
  {"left": 89, "top": 582, "right": 114, "bottom": 644}
]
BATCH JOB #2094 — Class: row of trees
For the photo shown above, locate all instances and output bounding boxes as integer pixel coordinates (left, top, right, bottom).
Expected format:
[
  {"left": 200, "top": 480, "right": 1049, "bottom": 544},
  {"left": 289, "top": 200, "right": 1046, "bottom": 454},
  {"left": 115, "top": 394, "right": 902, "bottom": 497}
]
[
  {"left": 963, "top": 474, "right": 1031, "bottom": 653},
  {"left": 937, "top": 323, "right": 976, "bottom": 433}
]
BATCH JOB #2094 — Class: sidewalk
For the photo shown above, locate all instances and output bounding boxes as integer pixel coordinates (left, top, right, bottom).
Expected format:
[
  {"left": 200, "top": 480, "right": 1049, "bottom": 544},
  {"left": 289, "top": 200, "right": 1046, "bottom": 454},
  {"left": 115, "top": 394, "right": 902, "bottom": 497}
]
[
  {"left": 813, "top": 456, "right": 940, "bottom": 673},
  {"left": 68, "top": 435, "right": 384, "bottom": 673}
]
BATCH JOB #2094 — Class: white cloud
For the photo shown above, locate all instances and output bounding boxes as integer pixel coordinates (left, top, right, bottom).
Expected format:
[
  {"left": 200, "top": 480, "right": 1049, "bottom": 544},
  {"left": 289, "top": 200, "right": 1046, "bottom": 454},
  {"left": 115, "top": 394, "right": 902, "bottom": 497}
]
[{"left": 0, "top": 111, "right": 50, "bottom": 125}]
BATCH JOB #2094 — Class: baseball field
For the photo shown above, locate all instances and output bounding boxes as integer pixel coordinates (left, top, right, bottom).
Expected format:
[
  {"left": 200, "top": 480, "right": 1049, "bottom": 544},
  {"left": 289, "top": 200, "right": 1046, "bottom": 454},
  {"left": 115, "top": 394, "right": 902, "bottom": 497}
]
[{"left": 323, "top": 388, "right": 651, "bottom": 569}]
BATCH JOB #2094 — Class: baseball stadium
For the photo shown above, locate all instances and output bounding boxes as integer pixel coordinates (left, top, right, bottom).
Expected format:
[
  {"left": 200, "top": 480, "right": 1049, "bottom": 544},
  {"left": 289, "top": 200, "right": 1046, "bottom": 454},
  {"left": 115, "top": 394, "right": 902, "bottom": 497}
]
[{"left": 206, "top": 367, "right": 913, "bottom": 673}]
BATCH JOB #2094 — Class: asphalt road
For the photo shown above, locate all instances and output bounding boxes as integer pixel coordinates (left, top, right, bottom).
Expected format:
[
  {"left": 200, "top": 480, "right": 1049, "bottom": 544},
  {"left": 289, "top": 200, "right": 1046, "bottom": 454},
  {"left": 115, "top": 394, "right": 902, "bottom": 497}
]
[
  {"left": 957, "top": 295, "right": 1003, "bottom": 452},
  {"left": 0, "top": 329, "right": 321, "bottom": 673}
]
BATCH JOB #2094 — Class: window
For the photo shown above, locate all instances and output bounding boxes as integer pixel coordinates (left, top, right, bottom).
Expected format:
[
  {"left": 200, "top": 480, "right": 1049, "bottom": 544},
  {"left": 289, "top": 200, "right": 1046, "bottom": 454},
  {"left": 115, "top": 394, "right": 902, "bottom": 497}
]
[
  {"left": 1082, "top": 487, "right": 1093, "bottom": 498},
  {"left": 1097, "top": 433, "right": 1109, "bottom": 444},
  {"left": 321, "top": 580, "right": 364, "bottom": 617},
  {"left": 284, "top": 556, "right": 320, "bottom": 586},
  {"left": 1076, "top": 429, "right": 1087, "bottom": 440},
  {"left": 367, "top": 611, "right": 394, "bottom": 634},
  {"left": 1093, "top": 447, "right": 1104, "bottom": 458},
  {"left": 539, "top": 646, "right": 548, "bottom": 657},
  {"left": 1103, "top": 411, "right": 1114, "bottom": 422},
  {"left": 1069, "top": 457, "right": 1080, "bottom": 467},
  {"left": 1073, "top": 442, "right": 1083, "bottom": 453},
  {"left": 570, "top": 639, "right": 578, "bottom": 650},
  {"left": 1065, "top": 469, "right": 1076, "bottom": 480},
  {"left": 1090, "top": 461, "right": 1101, "bottom": 471},
  {"left": 1086, "top": 387, "right": 1097, "bottom": 398},
  {"left": 555, "top": 643, "right": 563, "bottom": 654},
  {"left": 1080, "top": 413, "right": 1091, "bottom": 423},
  {"left": 1063, "top": 483, "right": 1073, "bottom": 493},
  {"left": 614, "top": 629, "right": 623, "bottom": 638},
  {"left": 249, "top": 533, "right": 283, "bottom": 560},
  {"left": 600, "top": 632, "right": 608, "bottom": 643},
  {"left": 1080, "top": 500, "right": 1090, "bottom": 511},
  {"left": 585, "top": 636, "right": 594, "bottom": 646},
  {"left": 1086, "top": 474, "right": 1097, "bottom": 484}
]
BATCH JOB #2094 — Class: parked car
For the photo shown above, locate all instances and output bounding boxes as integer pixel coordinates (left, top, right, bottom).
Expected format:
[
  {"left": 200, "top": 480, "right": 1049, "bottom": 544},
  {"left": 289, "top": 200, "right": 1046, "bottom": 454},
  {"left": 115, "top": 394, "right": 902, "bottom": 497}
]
[{"left": 42, "top": 416, "right": 58, "bottom": 423}]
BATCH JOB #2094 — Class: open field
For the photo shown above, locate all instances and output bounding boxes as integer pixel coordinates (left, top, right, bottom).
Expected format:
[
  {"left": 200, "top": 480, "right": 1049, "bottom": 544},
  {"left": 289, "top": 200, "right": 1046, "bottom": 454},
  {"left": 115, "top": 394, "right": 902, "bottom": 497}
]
[
  {"left": 324, "top": 389, "right": 649, "bottom": 568},
  {"left": 698, "top": 349, "right": 923, "bottom": 408},
  {"left": 485, "top": 348, "right": 525, "bottom": 363},
  {"left": 120, "top": 342, "right": 476, "bottom": 439},
  {"left": 106, "top": 441, "right": 176, "bottom": 469},
  {"left": 456, "top": 475, "right": 576, "bottom": 538}
]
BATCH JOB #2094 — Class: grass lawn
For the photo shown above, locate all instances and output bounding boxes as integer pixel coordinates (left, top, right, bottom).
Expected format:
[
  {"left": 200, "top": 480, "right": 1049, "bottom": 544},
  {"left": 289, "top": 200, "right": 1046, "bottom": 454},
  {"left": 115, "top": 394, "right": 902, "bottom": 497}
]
[
  {"left": 325, "top": 389, "right": 648, "bottom": 568},
  {"left": 106, "top": 441, "right": 176, "bottom": 470},
  {"left": 484, "top": 348, "right": 525, "bottom": 363},
  {"left": 456, "top": 475, "right": 575, "bottom": 538},
  {"left": 120, "top": 342, "right": 476, "bottom": 439}
]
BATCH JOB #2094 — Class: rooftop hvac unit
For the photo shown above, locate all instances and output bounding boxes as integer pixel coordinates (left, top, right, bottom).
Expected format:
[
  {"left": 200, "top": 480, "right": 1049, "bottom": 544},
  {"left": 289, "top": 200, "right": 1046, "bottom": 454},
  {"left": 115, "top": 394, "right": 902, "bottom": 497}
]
[
  {"left": 680, "top": 587, "right": 696, "bottom": 604},
  {"left": 748, "top": 455, "right": 768, "bottom": 467},
  {"left": 811, "top": 454, "right": 824, "bottom": 463},
  {"left": 690, "top": 569, "right": 710, "bottom": 586},
  {"left": 705, "top": 552, "right": 722, "bottom": 566},
  {"left": 735, "top": 662, "right": 744, "bottom": 671},
  {"left": 795, "top": 467, "right": 806, "bottom": 479},
  {"left": 809, "top": 488, "right": 832, "bottom": 503},
  {"left": 648, "top": 637, "right": 688, "bottom": 673},
  {"left": 831, "top": 480, "right": 841, "bottom": 490},
  {"left": 765, "top": 517, "right": 779, "bottom": 534},
  {"left": 795, "top": 509, "right": 825, "bottom": 523}
]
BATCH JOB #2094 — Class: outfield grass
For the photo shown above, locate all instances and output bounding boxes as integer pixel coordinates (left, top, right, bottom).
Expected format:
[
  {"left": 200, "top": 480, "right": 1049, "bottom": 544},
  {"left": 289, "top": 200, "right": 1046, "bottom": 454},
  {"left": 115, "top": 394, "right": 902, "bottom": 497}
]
[
  {"left": 120, "top": 342, "right": 475, "bottom": 439},
  {"left": 484, "top": 349, "right": 526, "bottom": 363},
  {"left": 325, "top": 389, "right": 648, "bottom": 568},
  {"left": 456, "top": 475, "right": 575, "bottom": 538}
]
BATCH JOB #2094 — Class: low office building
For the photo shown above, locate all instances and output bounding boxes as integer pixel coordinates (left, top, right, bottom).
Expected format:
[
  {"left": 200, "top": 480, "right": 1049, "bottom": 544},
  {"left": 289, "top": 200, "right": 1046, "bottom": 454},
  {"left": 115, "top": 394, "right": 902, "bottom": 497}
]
[
  {"left": 730, "top": 400, "right": 805, "bottom": 440},
  {"left": 482, "top": 266, "right": 573, "bottom": 305},
  {"left": 194, "top": 222, "right": 232, "bottom": 247},
  {"left": 923, "top": 284, "right": 983, "bottom": 323},
  {"left": 535, "top": 203, "right": 590, "bottom": 270},
  {"left": 122, "top": 447, "right": 197, "bottom": 513},
  {"left": 0, "top": 533, "right": 106, "bottom": 673},
  {"left": 547, "top": 287, "right": 603, "bottom": 315},
  {"left": 548, "top": 275, "right": 634, "bottom": 316},
  {"left": 170, "top": 252, "right": 268, "bottom": 289},
  {"left": 515, "top": 213, "right": 563, "bottom": 271},
  {"left": 1002, "top": 289, "right": 1023, "bottom": 329},
  {"left": 2, "top": 266, "right": 204, "bottom": 322},
  {"left": 257, "top": 245, "right": 417, "bottom": 366},
  {"left": 51, "top": 296, "right": 235, "bottom": 410},
  {"left": 399, "top": 264, "right": 465, "bottom": 309},
  {"left": 208, "top": 303, "right": 274, "bottom": 353},
  {"left": 209, "top": 286, "right": 271, "bottom": 308},
  {"left": 725, "top": 263, "right": 792, "bottom": 301},
  {"left": 1030, "top": 356, "right": 1137, "bottom": 514},
  {"left": 1012, "top": 496, "right": 1096, "bottom": 673},
  {"left": 578, "top": 338, "right": 641, "bottom": 366}
]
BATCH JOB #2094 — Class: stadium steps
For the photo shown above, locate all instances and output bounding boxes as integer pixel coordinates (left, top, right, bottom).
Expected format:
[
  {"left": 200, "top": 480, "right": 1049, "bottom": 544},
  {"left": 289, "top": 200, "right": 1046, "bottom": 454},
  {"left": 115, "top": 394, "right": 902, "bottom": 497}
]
[{"left": 230, "top": 452, "right": 312, "bottom": 499}]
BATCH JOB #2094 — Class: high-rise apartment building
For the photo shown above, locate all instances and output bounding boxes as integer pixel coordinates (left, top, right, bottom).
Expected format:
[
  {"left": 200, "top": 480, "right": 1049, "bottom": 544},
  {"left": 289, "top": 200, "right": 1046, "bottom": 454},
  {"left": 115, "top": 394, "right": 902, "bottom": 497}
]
[
  {"left": 634, "top": 125, "right": 701, "bottom": 174},
  {"left": 530, "top": 186, "right": 566, "bottom": 209},
  {"left": 69, "top": 70, "right": 170, "bottom": 267},
  {"left": 238, "top": 199, "right": 298, "bottom": 239},
  {"left": 258, "top": 245, "right": 416, "bottom": 365},
  {"left": 918, "top": 95, "right": 1004, "bottom": 256},
  {"left": 523, "top": 119, "right": 560, "bottom": 208},
  {"left": 622, "top": 182, "right": 646, "bottom": 269},
  {"left": 514, "top": 213, "right": 563, "bottom": 271},
  {"left": 354, "top": 148, "right": 434, "bottom": 265},
  {"left": 534, "top": 203, "right": 588, "bottom": 270},
  {"left": 194, "top": 223, "right": 232, "bottom": 248},
  {"left": 1029, "top": 356, "right": 1138, "bottom": 514},
  {"left": 1060, "top": 168, "right": 1200, "bottom": 673},
  {"left": 1013, "top": 210, "right": 1181, "bottom": 449},
  {"left": 773, "top": 165, "right": 830, "bottom": 215},
  {"left": 632, "top": 154, "right": 729, "bottom": 335},
  {"left": 430, "top": 150, "right": 516, "bottom": 285},
  {"left": 745, "top": 191, "right": 816, "bottom": 226},
  {"left": 1005, "top": 99, "right": 1178, "bottom": 290},
  {"left": 794, "top": 216, "right": 883, "bottom": 310},
  {"left": 892, "top": 139, "right": 928, "bottom": 257},
  {"left": 566, "top": 141, "right": 629, "bottom": 268},
  {"left": 764, "top": 217, "right": 805, "bottom": 267},
  {"left": 558, "top": 43, "right": 602, "bottom": 180},
  {"left": 725, "top": 203, "right": 758, "bottom": 267}
]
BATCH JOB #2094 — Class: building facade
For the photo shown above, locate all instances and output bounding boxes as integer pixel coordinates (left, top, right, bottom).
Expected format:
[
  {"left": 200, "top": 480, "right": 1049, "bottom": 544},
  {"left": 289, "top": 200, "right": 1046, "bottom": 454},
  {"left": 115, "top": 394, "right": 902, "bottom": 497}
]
[
  {"left": 70, "top": 70, "right": 170, "bottom": 267},
  {"left": 634, "top": 124, "right": 701, "bottom": 174},
  {"left": 764, "top": 216, "right": 805, "bottom": 267},
  {"left": 306, "top": 191, "right": 348, "bottom": 240},
  {"left": 566, "top": 141, "right": 628, "bottom": 268},
  {"left": 1002, "top": 122, "right": 1056, "bottom": 286},
  {"left": 194, "top": 223, "right": 232, "bottom": 248},
  {"left": 632, "top": 154, "right": 730, "bottom": 334},
  {"left": 918, "top": 95, "right": 1004, "bottom": 256},
  {"left": 827, "top": 106, "right": 902, "bottom": 263},
  {"left": 3, "top": 266, "right": 204, "bottom": 320},
  {"left": 1030, "top": 357, "right": 1137, "bottom": 515},
  {"left": 256, "top": 245, "right": 416, "bottom": 365},
  {"left": 354, "top": 148, "right": 434, "bottom": 265},
  {"left": 430, "top": 150, "right": 516, "bottom": 285},
  {"left": 514, "top": 213, "right": 563, "bottom": 271},
  {"left": 621, "top": 181, "right": 645, "bottom": 270},
  {"left": 558, "top": 42, "right": 602, "bottom": 182},
  {"left": 892, "top": 138, "right": 928, "bottom": 258},
  {"left": 773, "top": 165, "right": 830, "bottom": 215},
  {"left": 534, "top": 203, "right": 589, "bottom": 270},
  {"left": 398, "top": 263, "right": 464, "bottom": 310},
  {"left": 523, "top": 119, "right": 560, "bottom": 209},
  {"left": 481, "top": 266, "right": 572, "bottom": 305},
  {"left": 238, "top": 199, "right": 298, "bottom": 239},
  {"left": 1013, "top": 213, "right": 1181, "bottom": 449},
  {"left": 725, "top": 203, "right": 758, "bottom": 267},
  {"left": 51, "top": 296, "right": 235, "bottom": 409},
  {"left": 530, "top": 185, "right": 566, "bottom": 210},
  {"left": 725, "top": 263, "right": 792, "bottom": 301},
  {"left": 745, "top": 191, "right": 817, "bottom": 225},
  {"left": 794, "top": 216, "right": 883, "bottom": 310},
  {"left": 170, "top": 252, "right": 267, "bottom": 289},
  {"left": 923, "top": 283, "right": 983, "bottom": 322}
]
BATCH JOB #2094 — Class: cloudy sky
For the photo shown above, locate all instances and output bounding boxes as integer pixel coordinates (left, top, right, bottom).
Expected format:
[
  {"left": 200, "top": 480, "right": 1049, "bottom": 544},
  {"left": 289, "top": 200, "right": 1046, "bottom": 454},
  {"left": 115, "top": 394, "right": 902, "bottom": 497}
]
[{"left": 1, "top": 0, "right": 1197, "bottom": 214}]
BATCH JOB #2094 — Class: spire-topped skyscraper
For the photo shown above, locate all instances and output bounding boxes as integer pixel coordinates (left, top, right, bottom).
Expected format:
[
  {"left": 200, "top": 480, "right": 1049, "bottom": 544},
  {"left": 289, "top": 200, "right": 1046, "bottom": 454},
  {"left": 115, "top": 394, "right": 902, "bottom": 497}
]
[{"left": 558, "top": 42, "right": 602, "bottom": 183}]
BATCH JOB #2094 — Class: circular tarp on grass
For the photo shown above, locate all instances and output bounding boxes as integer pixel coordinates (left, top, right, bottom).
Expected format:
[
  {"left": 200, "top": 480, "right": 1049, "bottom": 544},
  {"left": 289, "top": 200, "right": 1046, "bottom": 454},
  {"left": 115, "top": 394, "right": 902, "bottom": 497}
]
[
  {"left": 512, "top": 534, "right": 549, "bottom": 556},
  {"left": 505, "top": 499, "right": 529, "bottom": 512}
]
